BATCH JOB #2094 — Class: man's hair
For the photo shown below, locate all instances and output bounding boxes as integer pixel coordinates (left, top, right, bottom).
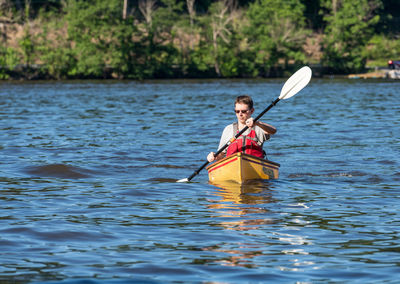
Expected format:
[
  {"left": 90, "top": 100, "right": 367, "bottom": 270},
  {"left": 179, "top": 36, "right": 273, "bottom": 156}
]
[{"left": 235, "top": 95, "right": 253, "bottom": 109}]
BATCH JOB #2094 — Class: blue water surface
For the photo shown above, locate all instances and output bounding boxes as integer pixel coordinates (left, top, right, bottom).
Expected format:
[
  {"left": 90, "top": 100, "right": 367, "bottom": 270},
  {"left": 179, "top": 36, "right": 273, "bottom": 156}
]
[{"left": 0, "top": 77, "right": 399, "bottom": 283}]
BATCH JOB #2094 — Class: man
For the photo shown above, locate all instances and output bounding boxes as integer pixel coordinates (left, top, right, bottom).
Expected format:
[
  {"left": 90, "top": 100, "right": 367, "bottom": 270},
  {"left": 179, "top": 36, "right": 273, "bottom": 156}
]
[{"left": 207, "top": 95, "right": 276, "bottom": 162}]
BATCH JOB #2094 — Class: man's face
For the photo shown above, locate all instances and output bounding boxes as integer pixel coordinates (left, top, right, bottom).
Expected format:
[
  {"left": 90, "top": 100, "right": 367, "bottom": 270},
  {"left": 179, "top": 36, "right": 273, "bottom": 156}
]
[{"left": 234, "top": 103, "right": 254, "bottom": 124}]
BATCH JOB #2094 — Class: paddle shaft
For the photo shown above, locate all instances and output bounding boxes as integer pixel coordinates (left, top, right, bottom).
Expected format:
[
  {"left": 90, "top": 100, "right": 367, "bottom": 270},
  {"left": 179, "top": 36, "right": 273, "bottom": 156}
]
[{"left": 185, "top": 97, "right": 281, "bottom": 181}]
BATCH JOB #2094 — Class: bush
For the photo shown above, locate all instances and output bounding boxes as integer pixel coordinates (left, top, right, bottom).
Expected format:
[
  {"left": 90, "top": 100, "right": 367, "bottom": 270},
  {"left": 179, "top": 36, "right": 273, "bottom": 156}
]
[
  {"left": 0, "top": 46, "right": 20, "bottom": 79},
  {"left": 365, "top": 35, "right": 400, "bottom": 67}
]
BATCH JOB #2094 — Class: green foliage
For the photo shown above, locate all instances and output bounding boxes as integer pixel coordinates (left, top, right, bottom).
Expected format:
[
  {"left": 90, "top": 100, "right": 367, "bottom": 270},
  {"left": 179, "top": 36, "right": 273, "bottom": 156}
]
[
  {"left": 34, "top": 13, "right": 74, "bottom": 79},
  {"left": 364, "top": 34, "right": 400, "bottom": 67},
  {"left": 203, "top": 1, "right": 237, "bottom": 76},
  {"left": 219, "top": 46, "right": 257, "bottom": 77},
  {"left": 65, "top": 0, "right": 118, "bottom": 77},
  {"left": 246, "top": 0, "right": 309, "bottom": 75},
  {"left": 153, "top": 0, "right": 184, "bottom": 31},
  {"left": 0, "top": 46, "right": 19, "bottom": 79},
  {"left": 19, "top": 30, "right": 34, "bottom": 66},
  {"left": 189, "top": 43, "right": 215, "bottom": 75},
  {"left": 64, "top": 0, "right": 143, "bottom": 78},
  {"left": 321, "top": 0, "right": 382, "bottom": 72},
  {"left": 1, "top": 0, "right": 399, "bottom": 79}
]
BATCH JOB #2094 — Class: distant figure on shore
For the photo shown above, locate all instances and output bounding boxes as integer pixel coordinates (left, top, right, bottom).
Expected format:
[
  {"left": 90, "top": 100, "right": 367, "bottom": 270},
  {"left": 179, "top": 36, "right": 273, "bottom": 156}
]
[{"left": 388, "top": 60, "right": 400, "bottom": 70}]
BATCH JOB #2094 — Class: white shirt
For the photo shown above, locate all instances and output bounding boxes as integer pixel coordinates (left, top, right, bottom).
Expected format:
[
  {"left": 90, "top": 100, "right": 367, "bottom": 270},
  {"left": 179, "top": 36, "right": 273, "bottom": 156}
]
[{"left": 218, "top": 123, "right": 269, "bottom": 153}]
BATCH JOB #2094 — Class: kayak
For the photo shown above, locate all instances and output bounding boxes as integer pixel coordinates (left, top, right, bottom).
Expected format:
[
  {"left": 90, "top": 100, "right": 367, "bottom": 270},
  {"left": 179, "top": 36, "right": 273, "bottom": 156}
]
[{"left": 206, "top": 152, "right": 280, "bottom": 184}]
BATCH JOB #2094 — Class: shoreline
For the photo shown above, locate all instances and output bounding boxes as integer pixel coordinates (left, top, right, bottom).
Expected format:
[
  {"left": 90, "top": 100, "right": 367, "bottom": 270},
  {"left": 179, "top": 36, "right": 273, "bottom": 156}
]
[
  {"left": 348, "top": 68, "right": 400, "bottom": 79},
  {"left": 1, "top": 65, "right": 399, "bottom": 81}
]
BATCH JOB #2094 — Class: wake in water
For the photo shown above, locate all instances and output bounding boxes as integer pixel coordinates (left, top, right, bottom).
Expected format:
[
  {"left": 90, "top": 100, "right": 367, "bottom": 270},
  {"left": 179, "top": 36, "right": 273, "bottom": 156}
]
[{"left": 288, "top": 171, "right": 368, "bottom": 178}]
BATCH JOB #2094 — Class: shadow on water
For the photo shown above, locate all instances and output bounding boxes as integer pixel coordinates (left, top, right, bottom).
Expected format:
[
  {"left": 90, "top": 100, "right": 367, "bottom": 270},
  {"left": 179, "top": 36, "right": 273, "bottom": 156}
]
[
  {"left": 146, "top": 177, "right": 180, "bottom": 183},
  {"left": 24, "top": 164, "right": 93, "bottom": 179},
  {"left": 145, "top": 164, "right": 185, "bottom": 169}
]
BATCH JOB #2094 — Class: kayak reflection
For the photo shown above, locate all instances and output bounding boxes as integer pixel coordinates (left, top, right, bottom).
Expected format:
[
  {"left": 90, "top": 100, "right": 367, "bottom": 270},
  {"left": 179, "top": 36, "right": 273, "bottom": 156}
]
[
  {"left": 208, "top": 179, "right": 276, "bottom": 231},
  {"left": 203, "top": 180, "right": 276, "bottom": 267}
]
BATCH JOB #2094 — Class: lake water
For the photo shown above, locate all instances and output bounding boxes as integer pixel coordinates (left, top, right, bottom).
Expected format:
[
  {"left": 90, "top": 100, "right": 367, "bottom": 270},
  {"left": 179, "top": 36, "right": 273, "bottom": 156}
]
[{"left": 0, "top": 76, "right": 399, "bottom": 283}]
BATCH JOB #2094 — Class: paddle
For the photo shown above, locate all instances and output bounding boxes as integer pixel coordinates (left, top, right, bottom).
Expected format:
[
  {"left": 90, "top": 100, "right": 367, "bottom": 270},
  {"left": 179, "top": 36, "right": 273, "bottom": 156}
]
[{"left": 177, "top": 66, "right": 312, "bottom": 183}]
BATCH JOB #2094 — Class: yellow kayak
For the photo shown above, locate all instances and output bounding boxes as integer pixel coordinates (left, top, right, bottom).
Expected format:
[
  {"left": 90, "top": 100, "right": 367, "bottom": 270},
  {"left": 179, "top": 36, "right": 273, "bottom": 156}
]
[{"left": 206, "top": 152, "right": 280, "bottom": 184}]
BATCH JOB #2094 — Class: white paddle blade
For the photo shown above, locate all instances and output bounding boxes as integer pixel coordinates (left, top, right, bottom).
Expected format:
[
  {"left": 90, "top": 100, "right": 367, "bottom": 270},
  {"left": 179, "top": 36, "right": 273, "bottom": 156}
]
[
  {"left": 279, "top": 66, "right": 312, "bottom": 100},
  {"left": 177, "top": 178, "right": 189, "bottom": 183}
]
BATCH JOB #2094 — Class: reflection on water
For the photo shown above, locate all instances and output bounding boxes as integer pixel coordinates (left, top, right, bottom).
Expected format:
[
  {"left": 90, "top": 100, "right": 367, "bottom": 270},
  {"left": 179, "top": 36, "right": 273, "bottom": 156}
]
[
  {"left": 206, "top": 180, "right": 316, "bottom": 270},
  {"left": 25, "top": 164, "right": 92, "bottom": 179},
  {"left": 205, "top": 180, "right": 276, "bottom": 267},
  {"left": 210, "top": 180, "right": 275, "bottom": 205},
  {"left": 202, "top": 244, "right": 264, "bottom": 268}
]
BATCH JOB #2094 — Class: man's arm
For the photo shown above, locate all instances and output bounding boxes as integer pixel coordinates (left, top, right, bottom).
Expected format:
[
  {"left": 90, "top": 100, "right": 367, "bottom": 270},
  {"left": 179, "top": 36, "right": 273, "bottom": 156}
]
[
  {"left": 246, "top": 118, "right": 277, "bottom": 135},
  {"left": 255, "top": 121, "right": 276, "bottom": 135},
  {"left": 207, "top": 125, "right": 231, "bottom": 162}
]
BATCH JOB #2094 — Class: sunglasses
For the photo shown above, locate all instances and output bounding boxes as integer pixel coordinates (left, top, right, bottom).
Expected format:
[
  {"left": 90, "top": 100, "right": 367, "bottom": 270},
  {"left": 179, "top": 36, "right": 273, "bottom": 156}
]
[{"left": 234, "top": 109, "right": 250, "bottom": 114}]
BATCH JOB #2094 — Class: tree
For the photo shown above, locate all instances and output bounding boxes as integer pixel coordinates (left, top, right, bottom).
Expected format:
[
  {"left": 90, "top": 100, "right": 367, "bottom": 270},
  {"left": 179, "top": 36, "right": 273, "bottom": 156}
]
[
  {"left": 137, "top": 0, "right": 183, "bottom": 77},
  {"left": 199, "top": 0, "right": 237, "bottom": 77},
  {"left": 139, "top": 0, "right": 157, "bottom": 26},
  {"left": 365, "top": 34, "right": 400, "bottom": 67},
  {"left": 0, "top": 45, "right": 19, "bottom": 79},
  {"left": 63, "top": 0, "right": 140, "bottom": 78},
  {"left": 123, "top": 0, "right": 128, "bottom": 19},
  {"left": 246, "top": 0, "right": 309, "bottom": 76},
  {"left": 321, "top": 0, "right": 381, "bottom": 73},
  {"left": 186, "top": 0, "right": 195, "bottom": 27}
]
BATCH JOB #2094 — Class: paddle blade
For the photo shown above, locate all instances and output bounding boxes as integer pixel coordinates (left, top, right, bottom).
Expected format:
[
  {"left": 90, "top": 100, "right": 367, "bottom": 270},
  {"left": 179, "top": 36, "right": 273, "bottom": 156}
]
[
  {"left": 279, "top": 66, "right": 312, "bottom": 100},
  {"left": 177, "top": 178, "right": 189, "bottom": 183}
]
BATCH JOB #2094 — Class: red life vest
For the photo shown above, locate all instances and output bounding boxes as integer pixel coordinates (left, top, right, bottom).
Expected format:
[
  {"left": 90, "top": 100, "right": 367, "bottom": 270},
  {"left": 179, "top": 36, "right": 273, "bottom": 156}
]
[{"left": 226, "top": 123, "right": 265, "bottom": 158}]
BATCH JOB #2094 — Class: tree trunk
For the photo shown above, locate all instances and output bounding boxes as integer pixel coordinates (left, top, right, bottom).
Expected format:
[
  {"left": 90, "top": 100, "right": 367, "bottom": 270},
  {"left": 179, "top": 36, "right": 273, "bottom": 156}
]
[
  {"left": 213, "top": 30, "right": 221, "bottom": 76},
  {"left": 186, "top": 0, "right": 195, "bottom": 28},
  {"left": 123, "top": 0, "right": 127, "bottom": 19},
  {"left": 139, "top": 0, "right": 156, "bottom": 26}
]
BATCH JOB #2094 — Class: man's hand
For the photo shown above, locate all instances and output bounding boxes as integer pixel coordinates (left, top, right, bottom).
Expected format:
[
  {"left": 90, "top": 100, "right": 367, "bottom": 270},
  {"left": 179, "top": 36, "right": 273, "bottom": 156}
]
[
  {"left": 245, "top": 117, "right": 255, "bottom": 128},
  {"left": 207, "top": 152, "right": 215, "bottom": 162}
]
